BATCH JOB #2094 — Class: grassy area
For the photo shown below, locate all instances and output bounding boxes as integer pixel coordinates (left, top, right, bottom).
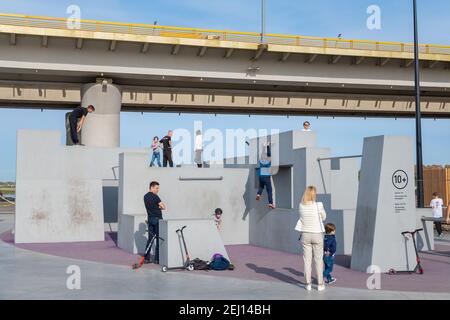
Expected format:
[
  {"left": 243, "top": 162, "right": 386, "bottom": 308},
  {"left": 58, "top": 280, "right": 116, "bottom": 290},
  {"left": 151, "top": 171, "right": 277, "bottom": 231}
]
[{"left": 0, "top": 187, "right": 15, "bottom": 195}]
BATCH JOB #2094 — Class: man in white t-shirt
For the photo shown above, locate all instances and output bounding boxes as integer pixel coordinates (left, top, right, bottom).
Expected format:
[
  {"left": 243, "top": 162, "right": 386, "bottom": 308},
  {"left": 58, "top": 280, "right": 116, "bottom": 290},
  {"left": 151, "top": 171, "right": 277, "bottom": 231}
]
[{"left": 430, "top": 192, "right": 444, "bottom": 237}]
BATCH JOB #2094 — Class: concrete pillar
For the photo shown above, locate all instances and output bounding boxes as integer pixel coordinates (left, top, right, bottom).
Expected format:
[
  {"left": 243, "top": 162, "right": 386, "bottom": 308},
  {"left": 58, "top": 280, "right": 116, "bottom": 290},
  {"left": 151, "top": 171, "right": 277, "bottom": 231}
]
[{"left": 81, "top": 79, "right": 121, "bottom": 147}]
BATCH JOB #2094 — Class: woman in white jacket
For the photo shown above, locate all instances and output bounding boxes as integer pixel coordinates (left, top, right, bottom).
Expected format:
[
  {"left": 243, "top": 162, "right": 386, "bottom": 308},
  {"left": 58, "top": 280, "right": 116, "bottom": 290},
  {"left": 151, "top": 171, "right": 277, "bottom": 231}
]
[{"left": 295, "top": 186, "right": 326, "bottom": 291}]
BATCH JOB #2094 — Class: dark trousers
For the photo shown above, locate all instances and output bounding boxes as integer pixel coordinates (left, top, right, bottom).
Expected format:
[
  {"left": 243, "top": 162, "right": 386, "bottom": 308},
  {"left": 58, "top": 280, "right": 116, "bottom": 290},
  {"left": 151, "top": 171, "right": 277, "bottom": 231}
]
[
  {"left": 435, "top": 221, "right": 443, "bottom": 236},
  {"left": 163, "top": 150, "right": 173, "bottom": 167},
  {"left": 145, "top": 216, "right": 161, "bottom": 263},
  {"left": 68, "top": 115, "right": 79, "bottom": 144},
  {"left": 257, "top": 175, "right": 273, "bottom": 205},
  {"left": 323, "top": 255, "right": 335, "bottom": 280}
]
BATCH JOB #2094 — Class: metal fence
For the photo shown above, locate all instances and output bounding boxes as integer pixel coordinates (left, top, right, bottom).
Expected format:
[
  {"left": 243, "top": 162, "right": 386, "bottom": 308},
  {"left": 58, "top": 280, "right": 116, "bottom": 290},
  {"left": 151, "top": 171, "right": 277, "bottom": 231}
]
[{"left": 1, "top": 13, "right": 450, "bottom": 55}]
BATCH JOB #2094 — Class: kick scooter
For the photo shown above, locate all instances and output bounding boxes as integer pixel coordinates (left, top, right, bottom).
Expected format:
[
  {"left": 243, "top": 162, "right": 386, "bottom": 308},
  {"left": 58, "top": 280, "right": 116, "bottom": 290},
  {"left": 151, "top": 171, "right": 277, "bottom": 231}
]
[
  {"left": 388, "top": 228, "right": 424, "bottom": 275},
  {"left": 161, "top": 225, "right": 194, "bottom": 272}
]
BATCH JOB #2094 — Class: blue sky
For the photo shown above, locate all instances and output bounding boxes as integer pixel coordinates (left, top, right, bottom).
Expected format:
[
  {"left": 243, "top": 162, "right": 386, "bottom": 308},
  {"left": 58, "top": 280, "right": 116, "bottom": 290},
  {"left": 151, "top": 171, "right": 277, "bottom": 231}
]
[{"left": 0, "top": 0, "right": 449, "bottom": 181}]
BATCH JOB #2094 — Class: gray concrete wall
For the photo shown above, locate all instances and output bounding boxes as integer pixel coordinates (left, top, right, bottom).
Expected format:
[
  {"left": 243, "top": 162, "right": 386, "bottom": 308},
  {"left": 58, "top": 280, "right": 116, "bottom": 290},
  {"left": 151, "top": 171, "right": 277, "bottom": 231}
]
[
  {"left": 351, "top": 136, "right": 417, "bottom": 273},
  {"left": 14, "top": 130, "right": 146, "bottom": 243},
  {"left": 117, "top": 152, "right": 250, "bottom": 252}
]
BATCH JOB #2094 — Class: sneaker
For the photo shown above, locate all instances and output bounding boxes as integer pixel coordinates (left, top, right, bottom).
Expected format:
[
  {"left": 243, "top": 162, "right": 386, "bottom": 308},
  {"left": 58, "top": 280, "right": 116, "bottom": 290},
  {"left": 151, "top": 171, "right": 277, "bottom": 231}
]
[
  {"left": 305, "top": 284, "right": 312, "bottom": 291},
  {"left": 256, "top": 194, "right": 261, "bottom": 201},
  {"left": 328, "top": 277, "right": 336, "bottom": 284},
  {"left": 317, "top": 284, "right": 326, "bottom": 291},
  {"left": 144, "top": 259, "right": 152, "bottom": 264},
  {"left": 268, "top": 204, "right": 276, "bottom": 209}
]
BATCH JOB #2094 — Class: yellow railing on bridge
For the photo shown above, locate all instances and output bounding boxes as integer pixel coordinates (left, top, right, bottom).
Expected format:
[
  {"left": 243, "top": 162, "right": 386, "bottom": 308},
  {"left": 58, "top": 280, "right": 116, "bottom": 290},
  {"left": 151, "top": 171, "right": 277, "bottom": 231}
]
[{"left": 1, "top": 13, "right": 450, "bottom": 55}]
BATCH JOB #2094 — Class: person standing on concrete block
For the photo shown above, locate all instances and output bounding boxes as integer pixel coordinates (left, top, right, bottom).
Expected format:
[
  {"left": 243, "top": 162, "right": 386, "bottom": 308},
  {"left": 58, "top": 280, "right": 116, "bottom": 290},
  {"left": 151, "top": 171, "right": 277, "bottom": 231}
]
[
  {"left": 295, "top": 186, "right": 326, "bottom": 291},
  {"left": 143, "top": 181, "right": 167, "bottom": 264},
  {"left": 430, "top": 192, "right": 444, "bottom": 237},
  {"left": 194, "top": 130, "right": 203, "bottom": 168},
  {"left": 150, "top": 136, "right": 162, "bottom": 167},
  {"left": 256, "top": 143, "right": 275, "bottom": 209},
  {"left": 160, "top": 130, "right": 174, "bottom": 167},
  {"left": 68, "top": 105, "right": 95, "bottom": 145}
]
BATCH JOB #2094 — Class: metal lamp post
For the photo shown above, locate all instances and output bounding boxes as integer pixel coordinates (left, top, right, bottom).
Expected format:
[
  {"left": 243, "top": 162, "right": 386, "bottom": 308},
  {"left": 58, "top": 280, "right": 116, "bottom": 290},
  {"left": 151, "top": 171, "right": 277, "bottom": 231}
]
[{"left": 413, "top": 0, "right": 424, "bottom": 208}]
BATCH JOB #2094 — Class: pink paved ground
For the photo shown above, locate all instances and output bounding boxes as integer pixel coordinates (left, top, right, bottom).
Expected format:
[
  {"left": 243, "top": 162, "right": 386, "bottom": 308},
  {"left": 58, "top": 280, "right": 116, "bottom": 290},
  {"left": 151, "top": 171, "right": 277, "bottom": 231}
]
[{"left": 2, "top": 230, "right": 449, "bottom": 293}]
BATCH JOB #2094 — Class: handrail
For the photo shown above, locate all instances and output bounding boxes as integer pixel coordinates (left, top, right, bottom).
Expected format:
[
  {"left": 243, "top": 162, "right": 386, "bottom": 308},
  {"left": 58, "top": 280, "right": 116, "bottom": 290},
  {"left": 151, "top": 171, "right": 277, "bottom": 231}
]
[
  {"left": 317, "top": 155, "right": 362, "bottom": 162},
  {"left": 0, "top": 13, "right": 449, "bottom": 55},
  {"left": 179, "top": 176, "right": 223, "bottom": 181}
]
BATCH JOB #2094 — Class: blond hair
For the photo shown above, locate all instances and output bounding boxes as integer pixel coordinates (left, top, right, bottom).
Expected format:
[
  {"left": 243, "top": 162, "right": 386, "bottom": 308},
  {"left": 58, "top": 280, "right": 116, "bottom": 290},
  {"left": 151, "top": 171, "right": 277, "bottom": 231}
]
[{"left": 301, "top": 186, "right": 317, "bottom": 205}]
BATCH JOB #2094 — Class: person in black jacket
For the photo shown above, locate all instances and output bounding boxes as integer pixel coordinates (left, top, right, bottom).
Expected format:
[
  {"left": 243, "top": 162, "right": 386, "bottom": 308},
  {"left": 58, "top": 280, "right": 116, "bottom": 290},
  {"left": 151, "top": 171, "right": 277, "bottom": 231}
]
[
  {"left": 143, "top": 181, "right": 167, "bottom": 264},
  {"left": 160, "top": 130, "right": 174, "bottom": 167},
  {"left": 68, "top": 105, "right": 95, "bottom": 145},
  {"left": 323, "top": 223, "right": 337, "bottom": 284}
]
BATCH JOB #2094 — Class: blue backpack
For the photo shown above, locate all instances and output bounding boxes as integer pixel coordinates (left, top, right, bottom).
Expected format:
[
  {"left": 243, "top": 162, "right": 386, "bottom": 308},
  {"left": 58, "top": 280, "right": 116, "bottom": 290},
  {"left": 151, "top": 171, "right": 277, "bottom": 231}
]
[{"left": 209, "top": 255, "right": 231, "bottom": 271}]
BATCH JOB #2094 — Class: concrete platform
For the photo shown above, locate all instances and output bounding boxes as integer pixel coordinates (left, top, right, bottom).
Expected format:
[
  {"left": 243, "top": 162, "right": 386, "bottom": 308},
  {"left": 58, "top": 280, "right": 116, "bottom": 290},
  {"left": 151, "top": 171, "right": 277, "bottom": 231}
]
[{"left": 1, "top": 215, "right": 450, "bottom": 296}]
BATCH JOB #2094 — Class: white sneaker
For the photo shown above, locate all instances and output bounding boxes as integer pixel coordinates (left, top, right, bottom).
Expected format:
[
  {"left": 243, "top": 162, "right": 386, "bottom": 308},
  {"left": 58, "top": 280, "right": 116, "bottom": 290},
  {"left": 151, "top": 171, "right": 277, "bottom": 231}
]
[
  {"left": 305, "top": 284, "right": 312, "bottom": 291},
  {"left": 317, "top": 284, "right": 326, "bottom": 291}
]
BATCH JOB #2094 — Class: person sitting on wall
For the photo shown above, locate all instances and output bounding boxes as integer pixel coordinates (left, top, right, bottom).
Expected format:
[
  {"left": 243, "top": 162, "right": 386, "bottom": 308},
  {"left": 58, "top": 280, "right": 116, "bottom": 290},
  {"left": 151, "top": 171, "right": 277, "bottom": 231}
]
[
  {"left": 143, "top": 181, "right": 167, "bottom": 264},
  {"left": 256, "top": 143, "right": 275, "bottom": 209},
  {"left": 68, "top": 105, "right": 95, "bottom": 145}
]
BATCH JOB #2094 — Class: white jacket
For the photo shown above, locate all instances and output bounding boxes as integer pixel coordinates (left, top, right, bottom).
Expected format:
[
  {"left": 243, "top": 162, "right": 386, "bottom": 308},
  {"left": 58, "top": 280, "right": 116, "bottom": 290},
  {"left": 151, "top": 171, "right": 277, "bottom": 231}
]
[
  {"left": 195, "top": 134, "right": 203, "bottom": 151},
  {"left": 295, "top": 202, "right": 326, "bottom": 233}
]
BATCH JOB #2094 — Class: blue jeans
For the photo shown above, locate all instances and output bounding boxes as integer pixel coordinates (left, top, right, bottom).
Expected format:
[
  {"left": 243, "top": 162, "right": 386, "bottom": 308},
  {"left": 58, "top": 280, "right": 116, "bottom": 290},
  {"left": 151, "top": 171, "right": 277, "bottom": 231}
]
[
  {"left": 323, "top": 255, "right": 334, "bottom": 280},
  {"left": 257, "top": 175, "right": 273, "bottom": 205},
  {"left": 150, "top": 152, "right": 162, "bottom": 167}
]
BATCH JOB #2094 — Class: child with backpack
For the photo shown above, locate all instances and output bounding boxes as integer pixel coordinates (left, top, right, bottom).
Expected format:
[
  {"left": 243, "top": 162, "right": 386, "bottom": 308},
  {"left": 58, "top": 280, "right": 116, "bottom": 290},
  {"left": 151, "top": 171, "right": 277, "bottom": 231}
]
[{"left": 323, "top": 223, "right": 337, "bottom": 284}]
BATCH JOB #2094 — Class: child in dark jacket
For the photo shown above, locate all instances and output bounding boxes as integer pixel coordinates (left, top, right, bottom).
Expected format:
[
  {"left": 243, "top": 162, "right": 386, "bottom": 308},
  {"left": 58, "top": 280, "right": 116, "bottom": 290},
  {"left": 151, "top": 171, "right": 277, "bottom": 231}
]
[{"left": 323, "top": 223, "right": 337, "bottom": 284}]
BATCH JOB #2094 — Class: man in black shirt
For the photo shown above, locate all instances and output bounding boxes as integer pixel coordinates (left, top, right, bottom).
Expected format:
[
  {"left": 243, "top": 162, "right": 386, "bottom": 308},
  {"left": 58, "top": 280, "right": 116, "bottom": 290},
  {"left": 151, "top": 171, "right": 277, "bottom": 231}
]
[
  {"left": 143, "top": 181, "right": 167, "bottom": 264},
  {"left": 68, "top": 105, "right": 95, "bottom": 145},
  {"left": 160, "top": 130, "right": 174, "bottom": 167}
]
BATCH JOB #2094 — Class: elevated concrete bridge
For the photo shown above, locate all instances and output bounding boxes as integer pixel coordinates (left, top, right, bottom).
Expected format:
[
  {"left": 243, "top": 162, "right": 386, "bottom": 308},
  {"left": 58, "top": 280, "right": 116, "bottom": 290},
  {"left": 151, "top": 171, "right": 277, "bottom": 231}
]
[{"left": 0, "top": 13, "right": 449, "bottom": 118}]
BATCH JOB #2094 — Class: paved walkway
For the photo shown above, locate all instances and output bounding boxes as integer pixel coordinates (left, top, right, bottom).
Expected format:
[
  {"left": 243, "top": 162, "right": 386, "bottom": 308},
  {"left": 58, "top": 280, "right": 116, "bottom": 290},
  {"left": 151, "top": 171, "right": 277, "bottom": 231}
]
[{"left": 1, "top": 214, "right": 449, "bottom": 300}]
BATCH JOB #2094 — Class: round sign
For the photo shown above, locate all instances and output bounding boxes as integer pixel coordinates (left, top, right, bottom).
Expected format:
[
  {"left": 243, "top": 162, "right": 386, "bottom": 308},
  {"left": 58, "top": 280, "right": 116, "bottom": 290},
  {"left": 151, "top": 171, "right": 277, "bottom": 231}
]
[{"left": 392, "top": 170, "right": 408, "bottom": 190}]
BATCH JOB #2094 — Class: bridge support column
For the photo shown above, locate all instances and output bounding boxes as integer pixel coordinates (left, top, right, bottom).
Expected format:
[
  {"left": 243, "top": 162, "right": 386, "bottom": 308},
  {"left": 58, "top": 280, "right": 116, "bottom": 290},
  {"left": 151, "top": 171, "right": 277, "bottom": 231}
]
[{"left": 81, "top": 79, "right": 121, "bottom": 147}]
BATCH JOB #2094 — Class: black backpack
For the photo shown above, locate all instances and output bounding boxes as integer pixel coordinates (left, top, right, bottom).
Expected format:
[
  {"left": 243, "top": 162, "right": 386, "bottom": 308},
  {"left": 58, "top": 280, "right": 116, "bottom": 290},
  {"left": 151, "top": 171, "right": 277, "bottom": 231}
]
[{"left": 192, "top": 258, "right": 209, "bottom": 270}]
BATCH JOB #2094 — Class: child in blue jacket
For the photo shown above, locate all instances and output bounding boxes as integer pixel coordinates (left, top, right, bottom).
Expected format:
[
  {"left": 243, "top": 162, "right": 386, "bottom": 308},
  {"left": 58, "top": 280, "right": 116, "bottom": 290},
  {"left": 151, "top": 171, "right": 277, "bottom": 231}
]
[{"left": 323, "top": 223, "right": 337, "bottom": 284}]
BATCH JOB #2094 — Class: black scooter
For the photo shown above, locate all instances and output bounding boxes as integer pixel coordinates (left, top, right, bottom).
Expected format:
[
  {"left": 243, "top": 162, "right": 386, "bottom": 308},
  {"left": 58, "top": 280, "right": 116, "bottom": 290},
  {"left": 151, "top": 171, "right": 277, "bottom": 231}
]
[
  {"left": 132, "top": 227, "right": 165, "bottom": 270},
  {"left": 388, "top": 228, "right": 424, "bottom": 275},
  {"left": 161, "top": 225, "right": 194, "bottom": 272}
]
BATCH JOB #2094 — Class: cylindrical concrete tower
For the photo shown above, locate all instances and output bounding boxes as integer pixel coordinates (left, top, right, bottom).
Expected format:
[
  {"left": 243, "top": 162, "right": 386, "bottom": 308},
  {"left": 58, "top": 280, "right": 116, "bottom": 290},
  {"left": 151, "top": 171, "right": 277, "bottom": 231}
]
[{"left": 81, "top": 80, "right": 121, "bottom": 147}]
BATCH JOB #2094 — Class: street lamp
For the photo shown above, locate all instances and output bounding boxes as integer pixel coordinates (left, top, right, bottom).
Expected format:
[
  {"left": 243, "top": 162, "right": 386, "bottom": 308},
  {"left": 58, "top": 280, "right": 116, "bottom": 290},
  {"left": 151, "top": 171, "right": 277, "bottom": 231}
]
[{"left": 413, "top": 0, "right": 424, "bottom": 208}]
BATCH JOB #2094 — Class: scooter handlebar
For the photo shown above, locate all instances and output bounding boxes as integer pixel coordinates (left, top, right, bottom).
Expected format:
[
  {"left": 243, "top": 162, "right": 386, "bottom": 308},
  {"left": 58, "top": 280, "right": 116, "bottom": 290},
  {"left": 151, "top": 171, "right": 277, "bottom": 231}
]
[
  {"left": 401, "top": 228, "right": 423, "bottom": 236},
  {"left": 176, "top": 225, "right": 187, "bottom": 233}
]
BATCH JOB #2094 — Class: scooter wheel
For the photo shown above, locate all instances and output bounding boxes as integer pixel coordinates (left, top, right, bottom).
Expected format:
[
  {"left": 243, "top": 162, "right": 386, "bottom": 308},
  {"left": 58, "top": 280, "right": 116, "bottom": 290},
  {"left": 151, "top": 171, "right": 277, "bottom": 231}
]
[
  {"left": 388, "top": 268, "right": 396, "bottom": 275},
  {"left": 187, "top": 264, "right": 194, "bottom": 271},
  {"left": 161, "top": 266, "right": 168, "bottom": 272}
]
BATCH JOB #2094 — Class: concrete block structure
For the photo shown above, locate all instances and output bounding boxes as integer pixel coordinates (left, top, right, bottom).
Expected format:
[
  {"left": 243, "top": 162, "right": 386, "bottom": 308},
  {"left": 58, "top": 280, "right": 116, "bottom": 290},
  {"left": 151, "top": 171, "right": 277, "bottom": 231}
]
[
  {"left": 351, "top": 136, "right": 417, "bottom": 273},
  {"left": 117, "top": 152, "right": 250, "bottom": 254},
  {"left": 245, "top": 131, "right": 359, "bottom": 255},
  {"left": 14, "top": 126, "right": 433, "bottom": 272},
  {"left": 14, "top": 129, "right": 146, "bottom": 243}
]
